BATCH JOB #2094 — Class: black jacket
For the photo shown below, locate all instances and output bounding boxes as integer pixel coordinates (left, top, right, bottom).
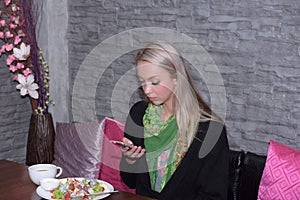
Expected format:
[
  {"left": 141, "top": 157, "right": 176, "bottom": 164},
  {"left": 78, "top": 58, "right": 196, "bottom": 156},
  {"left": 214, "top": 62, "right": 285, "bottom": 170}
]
[{"left": 120, "top": 101, "right": 229, "bottom": 200}]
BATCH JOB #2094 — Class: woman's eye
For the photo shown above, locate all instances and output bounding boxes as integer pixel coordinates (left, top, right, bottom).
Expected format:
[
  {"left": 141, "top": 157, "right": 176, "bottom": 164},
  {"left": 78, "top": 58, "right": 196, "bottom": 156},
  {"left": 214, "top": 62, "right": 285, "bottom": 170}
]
[{"left": 152, "top": 81, "right": 160, "bottom": 85}]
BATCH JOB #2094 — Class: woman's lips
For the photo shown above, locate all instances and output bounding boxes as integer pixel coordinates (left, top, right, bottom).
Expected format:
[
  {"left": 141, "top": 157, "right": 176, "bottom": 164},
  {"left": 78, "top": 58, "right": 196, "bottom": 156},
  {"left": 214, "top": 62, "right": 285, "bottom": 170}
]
[{"left": 148, "top": 97, "right": 156, "bottom": 101}]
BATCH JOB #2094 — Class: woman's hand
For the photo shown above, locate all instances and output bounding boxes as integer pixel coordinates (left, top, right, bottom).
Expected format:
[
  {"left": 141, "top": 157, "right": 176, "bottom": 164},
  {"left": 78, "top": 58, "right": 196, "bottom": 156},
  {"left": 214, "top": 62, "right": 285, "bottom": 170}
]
[{"left": 121, "top": 137, "right": 146, "bottom": 164}]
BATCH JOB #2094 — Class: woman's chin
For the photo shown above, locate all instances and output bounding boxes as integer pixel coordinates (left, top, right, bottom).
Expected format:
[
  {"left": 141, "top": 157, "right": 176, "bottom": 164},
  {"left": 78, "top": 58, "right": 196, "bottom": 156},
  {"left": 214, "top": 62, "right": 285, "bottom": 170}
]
[{"left": 150, "top": 100, "right": 161, "bottom": 105}]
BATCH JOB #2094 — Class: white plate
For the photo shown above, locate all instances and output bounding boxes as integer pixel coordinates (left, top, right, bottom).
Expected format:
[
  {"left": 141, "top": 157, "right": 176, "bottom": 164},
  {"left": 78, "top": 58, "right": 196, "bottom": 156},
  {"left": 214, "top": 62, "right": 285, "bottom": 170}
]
[{"left": 36, "top": 178, "right": 114, "bottom": 200}]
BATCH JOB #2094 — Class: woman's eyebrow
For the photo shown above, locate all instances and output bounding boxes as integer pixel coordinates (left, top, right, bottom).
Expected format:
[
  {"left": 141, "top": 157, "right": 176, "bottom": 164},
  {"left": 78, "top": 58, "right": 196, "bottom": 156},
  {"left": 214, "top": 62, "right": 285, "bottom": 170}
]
[{"left": 137, "top": 75, "right": 160, "bottom": 80}]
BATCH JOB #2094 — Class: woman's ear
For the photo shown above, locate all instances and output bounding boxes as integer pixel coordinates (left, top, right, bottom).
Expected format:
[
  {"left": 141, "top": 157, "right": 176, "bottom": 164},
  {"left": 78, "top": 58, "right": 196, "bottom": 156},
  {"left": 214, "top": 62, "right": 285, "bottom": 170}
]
[
  {"left": 173, "top": 77, "right": 177, "bottom": 85},
  {"left": 173, "top": 78, "right": 177, "bottom": 89}
]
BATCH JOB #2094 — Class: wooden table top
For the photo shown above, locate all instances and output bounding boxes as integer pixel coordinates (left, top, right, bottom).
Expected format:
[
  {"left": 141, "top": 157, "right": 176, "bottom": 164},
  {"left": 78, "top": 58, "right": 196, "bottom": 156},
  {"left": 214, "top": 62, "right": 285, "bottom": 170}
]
[{"left": 0, "top": 160, "right": 154, "bottom": 200}]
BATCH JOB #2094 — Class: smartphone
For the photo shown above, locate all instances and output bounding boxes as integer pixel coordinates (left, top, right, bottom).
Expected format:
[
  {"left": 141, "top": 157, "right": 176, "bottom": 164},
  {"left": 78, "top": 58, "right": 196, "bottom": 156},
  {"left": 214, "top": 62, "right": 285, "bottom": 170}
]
[{"left": 110, "top": 140, "right": 133, "bottom": 149}]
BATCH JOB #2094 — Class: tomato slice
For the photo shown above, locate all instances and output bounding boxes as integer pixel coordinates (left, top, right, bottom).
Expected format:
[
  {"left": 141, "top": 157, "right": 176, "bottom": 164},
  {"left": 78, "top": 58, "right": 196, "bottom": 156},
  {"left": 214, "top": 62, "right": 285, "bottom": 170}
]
[{"left": 64, "top": 192, "right": 71, "bottom": 200}]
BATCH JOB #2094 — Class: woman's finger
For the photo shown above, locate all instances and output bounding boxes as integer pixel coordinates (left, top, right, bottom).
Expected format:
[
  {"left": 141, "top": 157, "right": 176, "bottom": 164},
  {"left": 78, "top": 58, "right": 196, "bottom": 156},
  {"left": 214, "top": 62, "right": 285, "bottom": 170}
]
[
  {"left": 122, "top": 137, "right": 133, "bottom": 146},
  {"left": 127, "top": 146, "right": 145, "bottom": 158},
  {"left": 124, "top": 146, "right": 138, "bottom": 157},
  {"left": 135, "top": 148, "right": 146, "bottom": 158}
]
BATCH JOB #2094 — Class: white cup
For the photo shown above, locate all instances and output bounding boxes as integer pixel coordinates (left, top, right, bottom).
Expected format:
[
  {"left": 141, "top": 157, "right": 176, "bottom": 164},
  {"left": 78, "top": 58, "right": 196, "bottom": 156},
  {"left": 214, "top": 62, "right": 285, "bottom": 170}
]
[{"left": 28, "top": 164, "right": 62, "bottom": 185}]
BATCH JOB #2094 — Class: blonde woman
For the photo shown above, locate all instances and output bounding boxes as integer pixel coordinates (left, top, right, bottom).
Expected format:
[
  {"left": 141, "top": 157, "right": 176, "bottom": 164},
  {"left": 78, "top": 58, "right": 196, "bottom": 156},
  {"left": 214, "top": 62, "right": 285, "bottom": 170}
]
[{"left": 120, "top": 41, "right": 229, "bottom": 200}]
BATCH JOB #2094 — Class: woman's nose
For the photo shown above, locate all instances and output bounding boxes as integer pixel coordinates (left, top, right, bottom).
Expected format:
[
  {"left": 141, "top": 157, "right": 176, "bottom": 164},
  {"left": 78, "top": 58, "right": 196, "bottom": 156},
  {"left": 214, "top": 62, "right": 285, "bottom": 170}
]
[{"left": 143, "top": 84, "right": 152, "bottom": 94}]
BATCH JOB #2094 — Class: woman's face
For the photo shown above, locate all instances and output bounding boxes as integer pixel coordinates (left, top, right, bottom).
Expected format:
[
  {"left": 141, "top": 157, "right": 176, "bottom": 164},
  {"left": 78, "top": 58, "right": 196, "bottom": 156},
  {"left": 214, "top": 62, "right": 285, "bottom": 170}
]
[{"left": 137, "top": 61, "right": 176, "bottom": 107}]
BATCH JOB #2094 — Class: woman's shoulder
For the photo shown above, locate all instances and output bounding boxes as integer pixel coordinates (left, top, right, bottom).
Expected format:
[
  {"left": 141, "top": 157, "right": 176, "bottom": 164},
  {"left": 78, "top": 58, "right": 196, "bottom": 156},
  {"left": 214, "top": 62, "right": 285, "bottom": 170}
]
[
  {"left": 194, "top": 119, "right": 228, "bottom": 158},
  {"left": 198, "top": 118, "right": 225, "bottom": 128},
  {"left": 196, "top": 119, "right": 226, "bottom": 138},
  {"left": 127, "top": 101, "right": 148, "bottom": 123},
  {"left": 130, "top": 100, "right": 148, "bottom": 113},
  {"left": 131, "top": 100, "right": 148, "bottom": 108}
]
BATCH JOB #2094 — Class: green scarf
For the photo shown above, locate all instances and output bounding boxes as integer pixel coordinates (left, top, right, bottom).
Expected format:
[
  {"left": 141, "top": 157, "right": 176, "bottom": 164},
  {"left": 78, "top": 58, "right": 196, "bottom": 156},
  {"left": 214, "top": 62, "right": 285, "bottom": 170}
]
[{"left": 143, "top": 103, "right": 179, "bottom": 192}]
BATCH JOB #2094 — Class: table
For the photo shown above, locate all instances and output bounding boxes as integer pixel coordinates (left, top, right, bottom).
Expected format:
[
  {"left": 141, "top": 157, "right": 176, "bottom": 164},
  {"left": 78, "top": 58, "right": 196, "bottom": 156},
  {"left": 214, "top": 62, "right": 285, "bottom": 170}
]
[{"left": 0, "top": 160, "right": 154, "bottom": 200}]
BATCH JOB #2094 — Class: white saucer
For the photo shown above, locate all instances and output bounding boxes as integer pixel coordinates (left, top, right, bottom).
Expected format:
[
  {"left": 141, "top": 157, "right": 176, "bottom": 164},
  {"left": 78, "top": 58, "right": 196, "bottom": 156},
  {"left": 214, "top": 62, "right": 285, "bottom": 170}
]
[{"left": 36, "top": 186, "right": 52, "bottom": 200}]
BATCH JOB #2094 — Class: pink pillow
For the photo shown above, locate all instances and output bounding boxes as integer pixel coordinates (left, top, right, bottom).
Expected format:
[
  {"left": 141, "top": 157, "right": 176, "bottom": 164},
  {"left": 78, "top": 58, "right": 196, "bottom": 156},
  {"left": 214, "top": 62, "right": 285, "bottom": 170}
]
[
  {"left": 258, "top": 140, "right": 300, "bottom": 200},
  {"left": 99, "top": 117, "right": 135, "bottom": 194}
]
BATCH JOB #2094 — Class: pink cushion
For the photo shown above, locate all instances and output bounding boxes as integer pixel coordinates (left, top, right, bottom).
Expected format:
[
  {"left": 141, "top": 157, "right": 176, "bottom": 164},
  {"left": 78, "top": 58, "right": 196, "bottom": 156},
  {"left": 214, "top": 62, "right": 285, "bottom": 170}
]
[
  {"left": 99, "top": 117, "right": 135, "bottom": 194},
  {"left": 258, "top": 140, "right": 300, "bottom": 200}
]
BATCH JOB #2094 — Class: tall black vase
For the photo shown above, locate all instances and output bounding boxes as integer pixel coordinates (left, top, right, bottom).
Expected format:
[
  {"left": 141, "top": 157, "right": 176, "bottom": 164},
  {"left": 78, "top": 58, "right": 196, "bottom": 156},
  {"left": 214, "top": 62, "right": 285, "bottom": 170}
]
[{"left": 26, "top": 113, "right": 55, "bottom": 166}]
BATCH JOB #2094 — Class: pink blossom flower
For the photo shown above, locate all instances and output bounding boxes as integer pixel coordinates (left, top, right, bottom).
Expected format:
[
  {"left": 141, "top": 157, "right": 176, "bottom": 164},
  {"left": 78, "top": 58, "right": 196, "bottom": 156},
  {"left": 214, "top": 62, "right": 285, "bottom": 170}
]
[
  {"left": 23, "top": 67, "right": 32, "bottom": 76},
  {"left": 4, "top": 0, "right": 11, "bottom": 6},
  {"left": 6, "top": 54, "right": 16, "bottom": 65},
  {"left": 9, "top": 64, "right": 17, "bottom": 72},
  {"left": 10, "top": 23, "right": 17, "bottom": 29},
  {"left": 0, "top": 45, "right": 6, "bottom": 53},
  {"left": 5, "top": 43, "right": 13, "bottom": 51},
  {"left": 14, "top": 36, "right": 21, "bottom": 45},
  {"left": 12, "top": 75, "right": 18, "bottom": 81},
  {"left": 5, "top": 31, "right": 13, "bottom": 38},
  {"left": 0, "top": 0, "right": 50, "bottom": 109},
  {"left": 0, "top": 20, "right": 6, "bottom": 27},
  {"left": 10, "top": 16, "right": 15, "bottom": 21},
  {"left": 16, "top": 62, "right": 24, "bottom": 69}
]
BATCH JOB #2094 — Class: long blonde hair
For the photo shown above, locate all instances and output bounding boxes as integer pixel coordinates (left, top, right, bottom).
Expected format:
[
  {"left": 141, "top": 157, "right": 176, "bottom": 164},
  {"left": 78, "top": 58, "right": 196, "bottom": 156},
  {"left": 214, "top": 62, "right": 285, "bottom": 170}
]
[{"left": 136, "top": 41, "right": 221, "bottom": 145}]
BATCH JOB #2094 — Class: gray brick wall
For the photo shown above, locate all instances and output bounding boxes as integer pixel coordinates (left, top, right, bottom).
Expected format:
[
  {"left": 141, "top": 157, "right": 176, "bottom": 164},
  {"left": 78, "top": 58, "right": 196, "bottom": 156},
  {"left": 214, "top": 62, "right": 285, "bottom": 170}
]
[
  {"left": 68, "top": 0, "right": 300, "bottom": 155},
  {"left": 0, "top": 0, "right": 299, "bottom": 162},
  {"left": 0, "top": 56, "right": 31, "bottom": 163}
]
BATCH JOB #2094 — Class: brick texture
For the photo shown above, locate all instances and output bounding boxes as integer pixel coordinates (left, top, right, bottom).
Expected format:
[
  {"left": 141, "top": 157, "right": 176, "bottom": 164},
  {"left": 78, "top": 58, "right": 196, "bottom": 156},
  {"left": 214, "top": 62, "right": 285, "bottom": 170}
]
[
  {"left": 0, "top": 0, "right": 299, "bottom": 162},
  {"left": 0, "top": 56, "right": 31, "bottom": 163},
  {"left": 68, "top": 0, "right": 300, "bottom": 155}
]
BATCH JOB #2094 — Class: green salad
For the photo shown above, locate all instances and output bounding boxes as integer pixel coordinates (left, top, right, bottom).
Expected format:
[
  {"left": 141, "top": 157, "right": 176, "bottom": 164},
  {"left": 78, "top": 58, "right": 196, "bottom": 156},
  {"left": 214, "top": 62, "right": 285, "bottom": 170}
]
[{"left": 51, "top": 178, "right": 105, "bottom": 200}]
